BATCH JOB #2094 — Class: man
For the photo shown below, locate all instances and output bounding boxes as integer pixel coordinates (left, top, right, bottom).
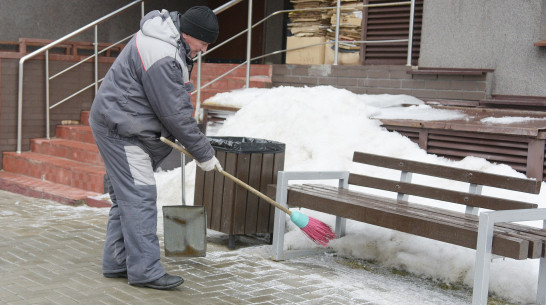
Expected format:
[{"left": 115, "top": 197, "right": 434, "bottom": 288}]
[{"left": 89, "top": 6, "right": 222, "bottom": 290}]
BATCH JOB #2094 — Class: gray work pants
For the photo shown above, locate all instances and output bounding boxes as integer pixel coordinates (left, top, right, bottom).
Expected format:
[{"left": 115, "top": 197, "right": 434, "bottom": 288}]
[{"left": 90, "top": 120, "right": 165, "bottom": 284}]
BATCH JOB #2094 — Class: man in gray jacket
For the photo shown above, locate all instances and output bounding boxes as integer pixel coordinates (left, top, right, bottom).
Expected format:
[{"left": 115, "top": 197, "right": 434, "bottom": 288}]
[{"left": 89, "top": 6, "right": 222, "bottom": 290}]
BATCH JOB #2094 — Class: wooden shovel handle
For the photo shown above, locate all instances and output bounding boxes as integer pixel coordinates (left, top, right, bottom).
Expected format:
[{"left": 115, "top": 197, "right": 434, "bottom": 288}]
[{"left": 160, "top": 137, "right": 292, "bottom": 215}]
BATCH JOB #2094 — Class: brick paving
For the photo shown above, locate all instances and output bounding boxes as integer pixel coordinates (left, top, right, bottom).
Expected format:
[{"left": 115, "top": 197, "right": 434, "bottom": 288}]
[{"left": 0, "top": 190, "right": 477, "bottom": 305}]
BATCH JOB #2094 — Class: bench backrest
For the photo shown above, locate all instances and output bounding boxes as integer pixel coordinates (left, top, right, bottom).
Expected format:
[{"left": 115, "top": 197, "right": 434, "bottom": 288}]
[{"left": 348, "top": 152, "right": 541, "bottom": 211}]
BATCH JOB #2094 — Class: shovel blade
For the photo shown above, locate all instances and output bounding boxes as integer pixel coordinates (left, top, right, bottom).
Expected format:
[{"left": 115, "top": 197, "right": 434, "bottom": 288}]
[{"left": 162, "top": 205, "right": 207, "bottom": 257}]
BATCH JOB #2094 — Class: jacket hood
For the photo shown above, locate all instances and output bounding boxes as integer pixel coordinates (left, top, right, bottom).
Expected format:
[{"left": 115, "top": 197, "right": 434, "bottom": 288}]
[{"left": 140, "top": 9, "right": 180, "bottom": 47}]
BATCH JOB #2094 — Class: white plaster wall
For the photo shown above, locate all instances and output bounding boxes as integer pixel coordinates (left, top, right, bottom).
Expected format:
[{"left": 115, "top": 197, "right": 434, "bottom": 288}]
[{"left": 419, "top": 0, "right": 546, "bottom": 96}]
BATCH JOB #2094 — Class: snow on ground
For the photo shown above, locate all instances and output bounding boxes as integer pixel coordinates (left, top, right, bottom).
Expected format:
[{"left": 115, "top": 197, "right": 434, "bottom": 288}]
[{"left": 153, "top": 86, "right": 545, "bottom": 304}]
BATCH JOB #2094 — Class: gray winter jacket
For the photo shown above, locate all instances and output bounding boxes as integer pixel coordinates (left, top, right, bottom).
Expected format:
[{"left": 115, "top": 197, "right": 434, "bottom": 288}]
[{"left": 89, "top": 9, "right": 214, "bottom": 166}]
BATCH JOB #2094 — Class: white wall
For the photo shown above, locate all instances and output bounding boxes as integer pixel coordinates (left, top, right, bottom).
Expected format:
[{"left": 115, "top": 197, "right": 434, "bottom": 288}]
[{"left": 419, "top": 0, "right": 546, "bottom": 96}]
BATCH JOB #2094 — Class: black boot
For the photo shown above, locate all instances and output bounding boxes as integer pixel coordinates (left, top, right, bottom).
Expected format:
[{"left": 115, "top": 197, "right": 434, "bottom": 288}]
[
  {"left": 130, "top": 273, "right": 184, "bottom": 290},
  {"left": 103, "top": 271, "right": 128, "bottom": 278}
]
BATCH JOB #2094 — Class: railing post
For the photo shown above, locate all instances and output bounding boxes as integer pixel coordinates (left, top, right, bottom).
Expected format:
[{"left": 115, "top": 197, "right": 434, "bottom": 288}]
[
  {"left": 406, "top": 0, "right": 415, "bottom": 66},
  {"left": 334, "top": 0, "right": 341, "bottom": 65},
  {"left": 45, "top": 51, "right": 50, "bottom": 140},
  {"left": 17, "top": 60, "right": 24, "bottom": 153},
  {"left": 245, "top": 0, "right": 253, "bottom": 88},
  {"left": 538, "top": 219, "right": 546, "bottom": 304},
  {"left": 141, "top": 1, "right": 145, "bottom": 18},
  {"left": 195, "top": 52, "right": 202, "bottom": 121},
  {"left": 94, "top": 25, "right": 99, "bottom": 94}
]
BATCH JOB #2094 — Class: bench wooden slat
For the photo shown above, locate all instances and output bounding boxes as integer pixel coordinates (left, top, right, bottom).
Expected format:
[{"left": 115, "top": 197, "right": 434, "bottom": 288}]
[
  {"left": 348, "top": 174, "right": 538, "bottom": 210},
  {"left": 497, "top": 223, "right": 546, "bottom": 258},
  {"left": 283, "top": 185, "right": 530, "bottom": 260},
  {"left": 352, "top": 151, "right": 541, "bottom": 194},
  {"left": 296, "top": 184, "right": 543, "bottom": 259}
]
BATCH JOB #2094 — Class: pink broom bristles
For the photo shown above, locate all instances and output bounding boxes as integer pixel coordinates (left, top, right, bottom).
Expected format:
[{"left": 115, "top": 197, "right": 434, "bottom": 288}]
[
  {"left": 290, "top": 211, "right": 336, "bottom": 246},
  {"left": 300, "top": 216, "right": 337, "bottom": 246}
]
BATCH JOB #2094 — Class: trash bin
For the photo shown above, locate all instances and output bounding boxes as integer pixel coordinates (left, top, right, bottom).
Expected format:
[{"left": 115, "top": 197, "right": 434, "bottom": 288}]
[{"left": 194, "top": 136, "right": 285, "bottom": 249}]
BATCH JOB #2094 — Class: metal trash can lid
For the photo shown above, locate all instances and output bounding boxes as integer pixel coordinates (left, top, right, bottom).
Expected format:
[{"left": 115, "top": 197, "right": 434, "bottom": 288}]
[{"left": 208, "top": 136, "right": 285, "bottom": 154}]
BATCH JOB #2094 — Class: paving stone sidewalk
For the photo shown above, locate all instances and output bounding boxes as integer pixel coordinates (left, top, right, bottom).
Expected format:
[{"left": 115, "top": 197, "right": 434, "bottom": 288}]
[{"left": 0, "top": 190, "right": 477, "bottom": 305}]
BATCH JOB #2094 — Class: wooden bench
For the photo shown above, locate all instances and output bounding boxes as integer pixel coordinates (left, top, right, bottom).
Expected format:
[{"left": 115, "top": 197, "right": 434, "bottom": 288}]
[{"left": 269, "top": 151, "right": 546, "bottom": 305}]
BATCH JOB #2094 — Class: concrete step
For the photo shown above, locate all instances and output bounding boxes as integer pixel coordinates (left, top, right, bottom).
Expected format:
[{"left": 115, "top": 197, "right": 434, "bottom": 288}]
[
  {"left": 30, "top": 138, "right": 103, "bottom": 166},
  {"left": 55, "top": 125, "right": 96, "bottom": 144},
  {"left": 3, "top": 151, "right": 105, "bottom": 193},
  {"left": 80, "top": 110, "right": 90, "bottom": 125},
  {"left": 0, "top": 171, "right": 110, "bottom": 207}
]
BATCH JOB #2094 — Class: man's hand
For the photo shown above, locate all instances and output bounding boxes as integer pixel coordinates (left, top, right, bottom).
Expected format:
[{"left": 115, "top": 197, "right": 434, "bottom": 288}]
[{"left": 196, "top": 156, "right": 223, "bottom": 172}]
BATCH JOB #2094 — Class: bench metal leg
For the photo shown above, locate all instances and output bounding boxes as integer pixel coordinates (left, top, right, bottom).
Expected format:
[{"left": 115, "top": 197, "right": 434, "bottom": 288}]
[
  {"left": 537, "top": 219, "right": 546, "bottom": 305},
  {"left": 270, "top": 171, "right": 350, "bottom": 261},
  {"left": 335, "top": 172, "right": 348, "bottom": 238},
  {"left": 472, "top": 213, "right": 494, "bottom": 305},
  {"left": 472, "top": 209, "right": 546, "bottom": 305},
  {"left": 271, "top": 172, "right": 289, "bottom": 261},
  {"left": 538, "top": 256, "right": 546, "bottom": 304},
  {"left": 335, "top": 216, "right": 346, "bottom": 237},
  {"left": 271, "top": 207, "right": 286, "bottom": 261}
]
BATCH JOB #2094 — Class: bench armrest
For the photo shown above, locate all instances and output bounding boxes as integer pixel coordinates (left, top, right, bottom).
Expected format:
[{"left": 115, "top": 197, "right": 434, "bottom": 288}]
[
  {"left": 276, "top": 170, "right": 350, "bottom": 189},
  {"left": 275, "top": 171, "right": 350, "bottom": 207},
  {"left": 271, "top": 171, "right": 349, "bottom": 261},
  {"left": 274, "top": 170, "right": 349, "bottom": 213},
  {"left": 473, "top": 208, "right": 546, "bottom": 304},
  {"left": 480, "top": 207, "right": 546, "bottom": 224}
]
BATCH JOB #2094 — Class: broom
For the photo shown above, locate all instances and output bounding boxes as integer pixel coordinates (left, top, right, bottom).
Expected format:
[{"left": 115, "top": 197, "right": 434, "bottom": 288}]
[{"left": 160, "top": 137, "right": 336, "bottom": 246}]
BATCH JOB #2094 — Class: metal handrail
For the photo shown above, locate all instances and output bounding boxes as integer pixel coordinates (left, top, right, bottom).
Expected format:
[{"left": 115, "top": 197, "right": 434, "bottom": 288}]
[
  {"left": 16, "top": 0, "right": 145, "bottom": 153},
  {"left": 16, "top": 0, "right": 415, "bottom": 152},
  {"left": 50, "top": 36, "right": 132, "bottom": 81},
  {"left": 213, "top": 0, "right": 244, "bottom": 14},
  {"left": 47, "top": 0, "right": 243, "bottom": 130},
  {"left": 192, "top": 0, "right": 415, "bottom": 120}
]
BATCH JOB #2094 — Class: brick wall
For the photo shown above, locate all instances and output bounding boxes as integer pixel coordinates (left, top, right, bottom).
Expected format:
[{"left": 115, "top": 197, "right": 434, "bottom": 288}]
[
  {"left": 271, "top": 64, "right": 489, "bottom": 103},
  {"left": 0, "top": 56, "right": 113, "bottom": 169}
]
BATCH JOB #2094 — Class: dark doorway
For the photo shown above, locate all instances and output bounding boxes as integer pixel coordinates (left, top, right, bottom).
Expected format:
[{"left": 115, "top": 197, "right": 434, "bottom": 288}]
[{"left": 206, "top": 0, "right": 266, "bottom": 63}]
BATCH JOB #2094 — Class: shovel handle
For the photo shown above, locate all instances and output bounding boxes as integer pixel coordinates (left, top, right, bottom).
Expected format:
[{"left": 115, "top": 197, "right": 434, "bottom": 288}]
[{"left": 160, "top": 137, "right": 292, "bottom": 215}]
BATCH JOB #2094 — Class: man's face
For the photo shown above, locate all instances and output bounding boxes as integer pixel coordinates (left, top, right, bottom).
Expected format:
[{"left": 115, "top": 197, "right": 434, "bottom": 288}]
[{"left": 182, "top": 33, "right": 210, "bottom": 58}]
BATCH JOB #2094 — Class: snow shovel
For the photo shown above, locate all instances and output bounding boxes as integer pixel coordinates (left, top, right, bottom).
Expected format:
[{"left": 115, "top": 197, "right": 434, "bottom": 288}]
[{"left": 162, "top": 143, "right": 207, "bottom": 257}]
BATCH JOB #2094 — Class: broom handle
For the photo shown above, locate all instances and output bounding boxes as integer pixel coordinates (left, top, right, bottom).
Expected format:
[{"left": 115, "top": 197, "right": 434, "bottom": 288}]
[{"left": 160, "top": 137, "right": 292, "bottom": 215}]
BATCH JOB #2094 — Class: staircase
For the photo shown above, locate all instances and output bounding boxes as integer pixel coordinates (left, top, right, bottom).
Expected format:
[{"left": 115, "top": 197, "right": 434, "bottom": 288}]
[
  {"left": 0, "top": 111, "right": 110, "bottom": 207},
  {"left": 0, "top": 63, "right": 273, "bottom": 207}
]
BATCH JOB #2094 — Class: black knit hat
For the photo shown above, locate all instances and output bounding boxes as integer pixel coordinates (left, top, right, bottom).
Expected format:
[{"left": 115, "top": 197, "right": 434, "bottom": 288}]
[{"left": 179, "top": 6, "right": 219, "bottom": 44}]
